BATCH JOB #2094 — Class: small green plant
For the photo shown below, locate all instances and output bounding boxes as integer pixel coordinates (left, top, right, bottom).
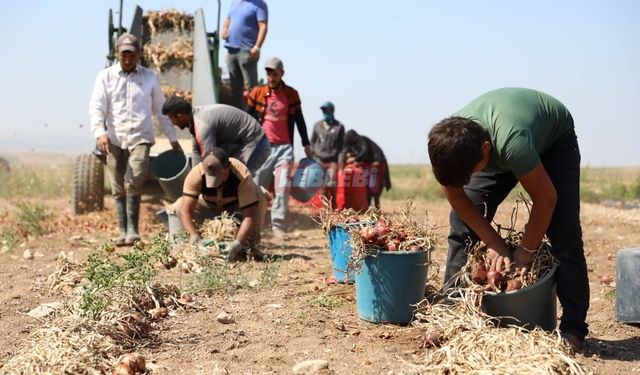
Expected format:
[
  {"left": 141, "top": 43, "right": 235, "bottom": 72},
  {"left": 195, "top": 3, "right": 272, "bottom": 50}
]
[
  {"left": 187, "top": 259, "right": 231, "bottom": 294},
  {"left": 297, "top": 311, "right": 308, "bottom": 320},
  {"left": 79, "top": 233, "right": 171, "bottom": 319},
  {"left": 604, "top": 289, "right": 616, "bottom": 301},
  {"left": 259, "top": 257, "right": 281, "bottom": 288},
  {"left": 1, "top": 227, "right": 21, "bottom": 250},
  {"left": 16, "top": 202, "right": 49, "bottom": 237},
  {"left": 312, "top": 294, "right": 343, "bottom": 308}
]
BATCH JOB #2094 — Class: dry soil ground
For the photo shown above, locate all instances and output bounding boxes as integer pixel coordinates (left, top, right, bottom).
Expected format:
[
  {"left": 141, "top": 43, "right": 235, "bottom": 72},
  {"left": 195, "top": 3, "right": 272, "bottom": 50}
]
[{"left": 0, "top": 192, "right": 639, "bottom": 374}]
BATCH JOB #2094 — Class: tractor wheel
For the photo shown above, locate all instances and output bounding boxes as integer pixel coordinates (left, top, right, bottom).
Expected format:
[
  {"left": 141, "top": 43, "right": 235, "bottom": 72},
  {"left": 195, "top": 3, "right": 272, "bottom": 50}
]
[{"left": 72, "top": 154, "right": 105, "bottom": 215}]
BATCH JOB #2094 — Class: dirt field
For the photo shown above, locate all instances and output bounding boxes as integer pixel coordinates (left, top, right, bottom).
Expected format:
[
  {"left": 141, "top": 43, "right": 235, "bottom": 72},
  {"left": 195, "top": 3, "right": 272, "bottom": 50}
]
[{"left": 1, "top": 191, "right": 639, "bottom": 374}]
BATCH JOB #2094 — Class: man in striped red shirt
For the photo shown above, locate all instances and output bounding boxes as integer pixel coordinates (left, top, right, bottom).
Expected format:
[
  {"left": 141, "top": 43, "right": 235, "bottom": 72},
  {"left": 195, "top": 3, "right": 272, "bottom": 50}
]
[{"left": 246, "top": 57, "right": 313, "bottom": 238}]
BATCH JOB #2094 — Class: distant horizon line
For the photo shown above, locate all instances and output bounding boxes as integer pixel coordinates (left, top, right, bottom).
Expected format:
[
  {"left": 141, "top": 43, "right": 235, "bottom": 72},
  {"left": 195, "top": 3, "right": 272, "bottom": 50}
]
[{"left": 1, "top": 149, "right": 638, "bottom": 169}]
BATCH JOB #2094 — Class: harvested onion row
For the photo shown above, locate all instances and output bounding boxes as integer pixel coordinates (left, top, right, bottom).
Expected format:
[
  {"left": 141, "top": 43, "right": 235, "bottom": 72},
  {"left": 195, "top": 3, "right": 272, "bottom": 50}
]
[
  {"left": 47, "top": 251, "right": 85, "bottom": 293},
  {"left": 409, "top": 289, "right": 589, "bottom": 375},
  {"left": 1, "top": 314, "right": 118, "bottom": 374}
]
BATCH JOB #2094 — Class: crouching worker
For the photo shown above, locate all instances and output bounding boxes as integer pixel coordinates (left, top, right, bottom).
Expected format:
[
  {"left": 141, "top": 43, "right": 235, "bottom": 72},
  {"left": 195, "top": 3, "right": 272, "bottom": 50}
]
[{"left": 167, "top": 147, "right": 267, "bottom": 262}]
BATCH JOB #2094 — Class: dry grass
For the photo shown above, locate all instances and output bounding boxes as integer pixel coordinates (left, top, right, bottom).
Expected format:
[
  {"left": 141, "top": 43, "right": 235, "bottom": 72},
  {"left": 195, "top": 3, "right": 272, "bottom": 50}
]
[
  {"left": 315, "top": 197, "right": 381, "bottom": 235},
  {"left": 1, "top": 315, "right": 118, "bottom": 375},
  {"left": 409, "top": 290, "right": 590, "bottom": 375}
]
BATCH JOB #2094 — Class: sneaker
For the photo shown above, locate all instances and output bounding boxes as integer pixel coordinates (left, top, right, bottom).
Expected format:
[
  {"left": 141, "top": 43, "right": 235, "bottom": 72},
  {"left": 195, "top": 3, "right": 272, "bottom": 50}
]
[{"left": 561, "top": 332, "right": 584, "bottom": 352}]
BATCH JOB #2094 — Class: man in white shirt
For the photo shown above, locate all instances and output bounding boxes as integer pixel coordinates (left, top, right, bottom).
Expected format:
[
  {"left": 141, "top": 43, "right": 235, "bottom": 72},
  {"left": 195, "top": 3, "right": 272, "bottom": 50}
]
[{"left": 89, "top": 33, "right": 180, "bottom": 246}]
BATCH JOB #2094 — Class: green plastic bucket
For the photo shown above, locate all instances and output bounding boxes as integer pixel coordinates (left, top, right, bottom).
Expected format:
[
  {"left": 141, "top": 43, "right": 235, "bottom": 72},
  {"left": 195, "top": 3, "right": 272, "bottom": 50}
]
[
  {"left": 354, "top": 250, "right": 430, "bottom": 325},
  {"left": 482, "top": 264, "right": 558, "bottom": 331},
  {"left": 152, "top": 150, "right": 190, "bottom": 202}
]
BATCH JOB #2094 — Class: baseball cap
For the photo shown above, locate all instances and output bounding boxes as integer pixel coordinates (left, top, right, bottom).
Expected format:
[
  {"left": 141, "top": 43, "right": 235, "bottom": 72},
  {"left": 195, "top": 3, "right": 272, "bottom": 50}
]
[
  {"left": 320, "top": 101, "right": 335, "bottom": 111},
  {"left": 202, "top": 153, "right": 225, "bottom": 188},
  {"left": 265, "top": 56, "right": 284, "bottom": 71},
  {"left": 116, "top": 34, "right": 139, "bottom": 53}
]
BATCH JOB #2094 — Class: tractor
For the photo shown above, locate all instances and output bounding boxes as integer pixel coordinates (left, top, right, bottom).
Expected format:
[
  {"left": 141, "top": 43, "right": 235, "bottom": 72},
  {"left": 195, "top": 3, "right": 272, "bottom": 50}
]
[{"left": 72, "top": 0, "right": 223, "bottom": 214}]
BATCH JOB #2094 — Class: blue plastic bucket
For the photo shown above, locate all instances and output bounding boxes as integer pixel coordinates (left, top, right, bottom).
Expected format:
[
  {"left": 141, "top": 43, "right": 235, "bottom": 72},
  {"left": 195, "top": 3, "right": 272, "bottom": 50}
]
[
  {"left": 152, "top": 150, "right": 190, "bottom": 202},
  {"left": 354, "top": 250, "right": 430, "bottom": 324},
  {"left": 616, "top": 247, "right": 640, "bottom": 323},
  {"left": 482, "top": 264, "right": 558, "bottom": 331},
  {"left": 328, "top": 224, "right": 357, "bottom": 283}
]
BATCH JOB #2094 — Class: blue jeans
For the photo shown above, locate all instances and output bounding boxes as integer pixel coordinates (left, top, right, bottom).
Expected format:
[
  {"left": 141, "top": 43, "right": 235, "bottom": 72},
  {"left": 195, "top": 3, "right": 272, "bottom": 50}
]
[
  {"left": 253, "top": 144, "right": 294, "bottom": 231},
  {"left": 444, "top": 130, "right": 589, "bottom": 339},
  {"left": 245, "top": 135, "right": 271, "bottom": 176},
  {"left": 225, "top": 48, "right": 259, "bottom": 109}
]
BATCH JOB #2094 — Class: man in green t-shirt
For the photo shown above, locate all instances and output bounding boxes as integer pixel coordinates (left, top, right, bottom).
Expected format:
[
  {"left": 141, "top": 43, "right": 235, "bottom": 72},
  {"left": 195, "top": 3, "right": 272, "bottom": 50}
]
[{"left": 427, "top": 88, "right": 588, "bottom": 351}]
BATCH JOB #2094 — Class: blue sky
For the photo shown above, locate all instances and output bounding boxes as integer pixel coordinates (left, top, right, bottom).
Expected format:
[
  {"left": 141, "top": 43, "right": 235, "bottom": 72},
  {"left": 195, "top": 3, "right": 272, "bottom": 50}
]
[{"left": 0, "top": 0, "right": 638, "bottom": 166}]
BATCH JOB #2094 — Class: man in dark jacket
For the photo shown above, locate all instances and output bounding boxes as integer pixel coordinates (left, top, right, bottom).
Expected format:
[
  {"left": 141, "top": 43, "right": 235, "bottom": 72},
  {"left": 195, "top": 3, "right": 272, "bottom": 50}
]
[
  {"left": 339, "top": 130, "right": 391, "bottom": 209},
  {"left": 311, "top": 101, "right": 345, "bottom": 206}
]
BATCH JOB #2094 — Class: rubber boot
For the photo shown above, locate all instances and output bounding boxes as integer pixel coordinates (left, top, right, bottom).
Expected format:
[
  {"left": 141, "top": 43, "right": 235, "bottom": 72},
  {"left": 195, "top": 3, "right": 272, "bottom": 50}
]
[
  {"left": 125, "top": 195, "right": 141, "bottom": 245},
  {"left": 115, "top": 197, "right": 127, "bottom": 246},
  {"left": 167, "top": 210, "right": 186, "bottom": 248}
]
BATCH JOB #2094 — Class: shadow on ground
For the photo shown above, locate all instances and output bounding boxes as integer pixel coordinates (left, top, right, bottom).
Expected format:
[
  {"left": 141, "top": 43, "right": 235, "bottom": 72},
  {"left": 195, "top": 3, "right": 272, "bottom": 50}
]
[{"left": 583, "top": 334, "right": 640, "bottom": 361}]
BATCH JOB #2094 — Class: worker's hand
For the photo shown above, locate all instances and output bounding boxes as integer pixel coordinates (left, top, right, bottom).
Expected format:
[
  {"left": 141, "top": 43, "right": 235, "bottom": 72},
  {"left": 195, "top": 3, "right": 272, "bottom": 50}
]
[
  {"left": 225, "top": 240, "right": 245, "bottom": 262},
  {"left": 513, "top": 245, "right": 535, "bottom": 274},
  {"left": 171, "top": 141, "right": 182, "bottom": 151},
  {"left": 189, "top": 234, "right": 202, "bottom": 246},
  {"left": 485, "top": 244, "right": 512, "bottom": 273},
  {"left": 249, "top": 46, "right": 260, "bottom": 61},
  {"left": 97, "top": 135, "right": 110, "bottom": 155},
  {"left": 304, "top": 145, "right": 314, "bottom": 159}
]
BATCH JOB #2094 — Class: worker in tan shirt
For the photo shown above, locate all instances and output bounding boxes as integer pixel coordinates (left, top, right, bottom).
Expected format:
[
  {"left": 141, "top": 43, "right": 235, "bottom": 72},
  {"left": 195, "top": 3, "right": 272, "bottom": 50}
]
[{"left": 167, "top": 147, "right": 266, "bottom": 261}]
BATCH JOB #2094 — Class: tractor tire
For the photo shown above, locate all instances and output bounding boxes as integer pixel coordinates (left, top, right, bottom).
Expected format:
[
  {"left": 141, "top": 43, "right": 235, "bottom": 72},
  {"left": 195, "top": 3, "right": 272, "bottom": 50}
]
[{"left": 72, "top": 153, "right": 105, "bottom": 215}]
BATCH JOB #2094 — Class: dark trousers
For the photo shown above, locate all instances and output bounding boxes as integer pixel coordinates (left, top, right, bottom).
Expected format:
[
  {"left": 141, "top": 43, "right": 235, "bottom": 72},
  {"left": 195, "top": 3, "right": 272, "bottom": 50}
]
[{"left": 443, "top": 130, "right": 589, "bottom": 339}]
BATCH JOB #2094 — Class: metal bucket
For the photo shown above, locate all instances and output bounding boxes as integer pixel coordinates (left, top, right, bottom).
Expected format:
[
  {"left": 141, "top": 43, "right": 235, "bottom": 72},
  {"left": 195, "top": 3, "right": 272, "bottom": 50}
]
[
  {"left": 482, "top": 265, "right": 558, "bottom": 331},
  {"left": 616, "top": 247, "right": 640, "bottom": 323},
  {"left": 152, "top": 150, "right": 190, "bottom": 202}
]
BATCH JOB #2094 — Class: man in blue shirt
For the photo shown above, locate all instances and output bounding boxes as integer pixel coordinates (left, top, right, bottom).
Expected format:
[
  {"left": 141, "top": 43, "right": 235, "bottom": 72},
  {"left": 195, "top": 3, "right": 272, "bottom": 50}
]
[{"left": 221, "top": 0, "right": 268, "bottom": 109}]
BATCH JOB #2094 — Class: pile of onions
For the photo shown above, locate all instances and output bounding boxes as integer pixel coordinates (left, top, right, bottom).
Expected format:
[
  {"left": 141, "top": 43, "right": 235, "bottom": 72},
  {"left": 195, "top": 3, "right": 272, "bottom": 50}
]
[
  {"left": 116, "top": 312, "right": 151, "bottom": 338},
  {"left": 112, "top": 353, "right": 146, "bottom": 374},
  {"left": 469, "top": 257, "right": 525, "bottom": 293},
  {"left": 357, "top": 219, "right": 422, "bottom": 252}
]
